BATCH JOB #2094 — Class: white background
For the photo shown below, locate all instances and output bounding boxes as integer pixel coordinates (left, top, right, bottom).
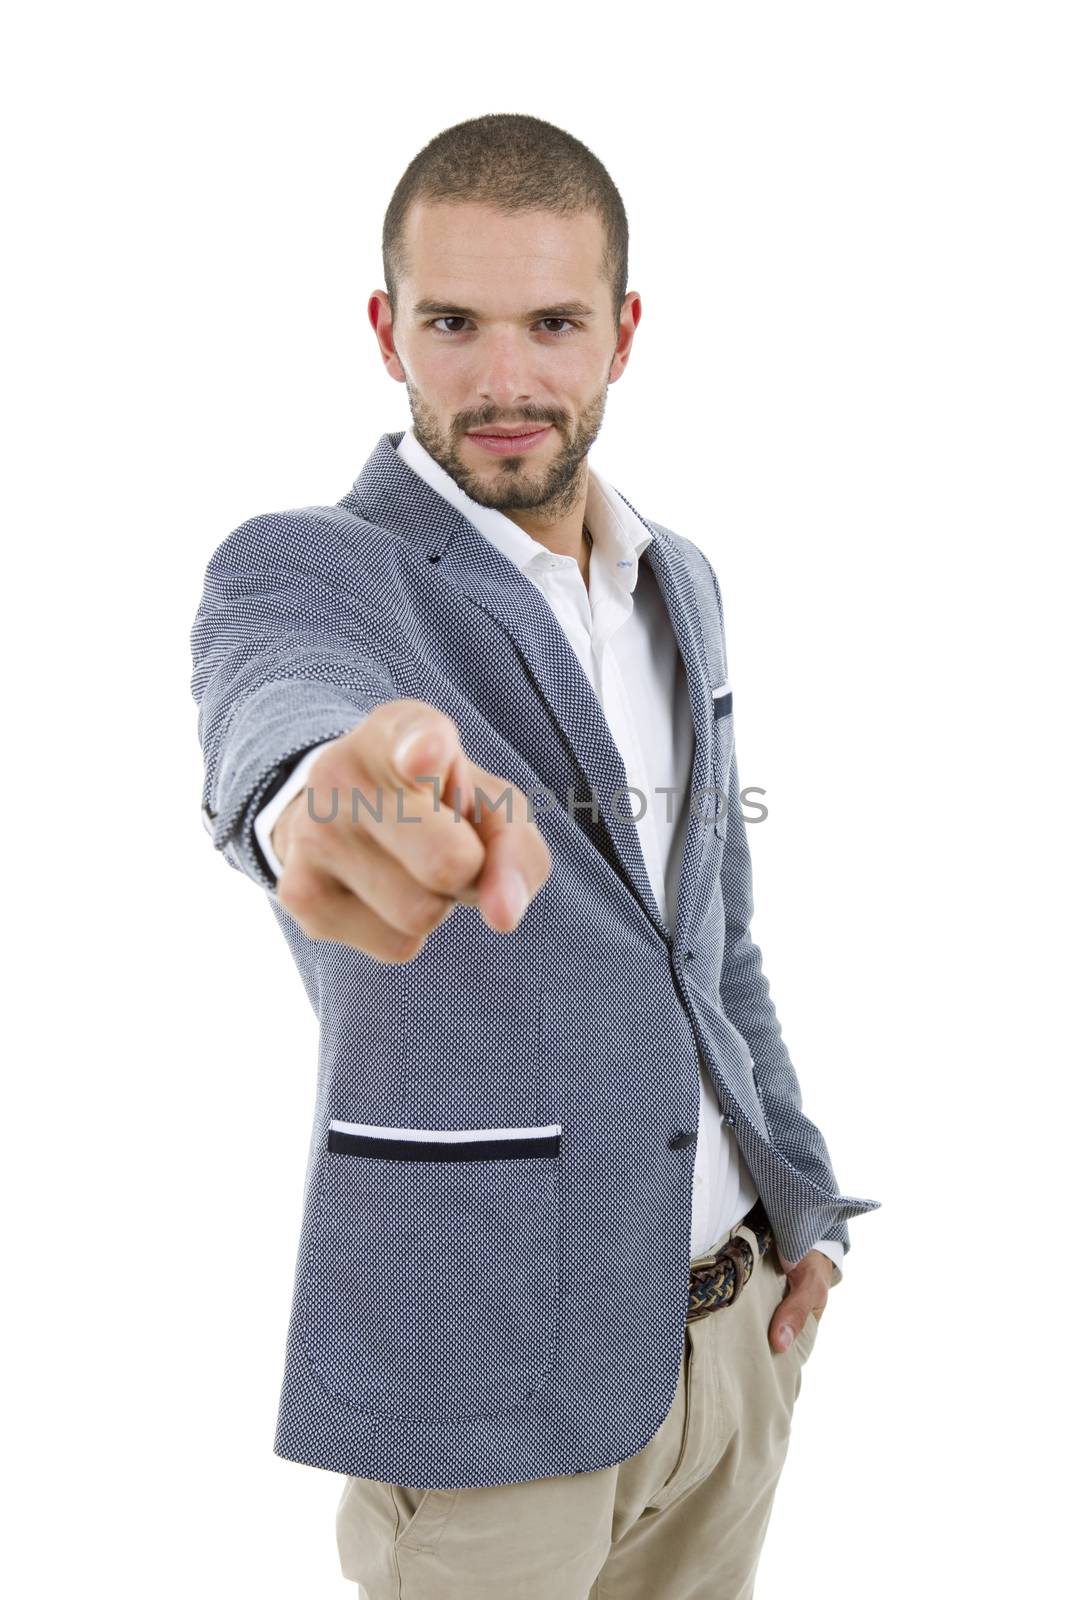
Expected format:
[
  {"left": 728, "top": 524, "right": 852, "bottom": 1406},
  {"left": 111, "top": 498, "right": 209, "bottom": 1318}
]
[{"left": 4, "top": 3, "right": 1064, "bottom": 1594}]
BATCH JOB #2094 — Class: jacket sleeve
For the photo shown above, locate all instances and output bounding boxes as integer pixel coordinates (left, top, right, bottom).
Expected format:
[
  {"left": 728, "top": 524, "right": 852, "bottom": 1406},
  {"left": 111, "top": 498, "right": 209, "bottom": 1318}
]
[{"left": 189, "top": 510, "right": 398, "bottom": 893}]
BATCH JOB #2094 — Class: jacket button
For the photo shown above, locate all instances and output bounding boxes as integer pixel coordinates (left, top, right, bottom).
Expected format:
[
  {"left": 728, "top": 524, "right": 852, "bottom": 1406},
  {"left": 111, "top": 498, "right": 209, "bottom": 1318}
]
[
  {"left": 722, "top": 1114, "right": 736, "bottom": 1127},
  {"left": 668, "top": 1130, "right": 697, "bottom": 1149}
]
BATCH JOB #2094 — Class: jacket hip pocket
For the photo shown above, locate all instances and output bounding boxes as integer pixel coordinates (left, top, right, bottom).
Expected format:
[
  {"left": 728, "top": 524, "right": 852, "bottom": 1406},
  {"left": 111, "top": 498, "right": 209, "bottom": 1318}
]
[{"left": 302, "top": 1119, "right": 562, "bottom": 1422}]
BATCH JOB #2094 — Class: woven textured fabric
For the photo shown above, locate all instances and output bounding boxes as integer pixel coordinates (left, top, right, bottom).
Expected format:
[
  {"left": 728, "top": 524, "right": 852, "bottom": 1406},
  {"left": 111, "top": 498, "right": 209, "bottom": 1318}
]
[{"left": 189, "top": 429, "right": 880, "bottom": 1489}]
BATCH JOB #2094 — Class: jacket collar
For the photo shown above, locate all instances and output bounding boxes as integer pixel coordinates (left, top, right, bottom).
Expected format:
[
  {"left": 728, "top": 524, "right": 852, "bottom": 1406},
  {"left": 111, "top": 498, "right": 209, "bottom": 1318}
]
[
  {"left": 337, "top": 430, "right": 716, "bottom": 949},
  {"left": 394, "top": 425, "right": 653, "bottom": 587}
]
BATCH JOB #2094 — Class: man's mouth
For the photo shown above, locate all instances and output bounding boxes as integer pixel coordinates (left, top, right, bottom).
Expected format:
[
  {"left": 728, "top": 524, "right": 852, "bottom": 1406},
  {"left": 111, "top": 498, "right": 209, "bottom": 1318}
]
[{"left": 467, "top": 425, "right": 553, "bottom": 455}]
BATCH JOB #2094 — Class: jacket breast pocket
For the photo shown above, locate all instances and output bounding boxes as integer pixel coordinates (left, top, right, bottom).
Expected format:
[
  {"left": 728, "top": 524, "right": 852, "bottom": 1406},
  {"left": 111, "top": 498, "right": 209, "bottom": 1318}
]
[
  {"left": 301, "top": 1119, "right": 562, "bottom": 1421},
  {"left": 711, "top": 680, "right": 734, "bottom": 842}
]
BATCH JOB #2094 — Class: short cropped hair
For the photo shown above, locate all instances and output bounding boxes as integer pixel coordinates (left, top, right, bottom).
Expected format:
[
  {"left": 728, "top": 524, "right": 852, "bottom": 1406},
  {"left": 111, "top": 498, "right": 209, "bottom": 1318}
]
[{"left": 382, "top": 113, "right": 629, "bottom": 331}]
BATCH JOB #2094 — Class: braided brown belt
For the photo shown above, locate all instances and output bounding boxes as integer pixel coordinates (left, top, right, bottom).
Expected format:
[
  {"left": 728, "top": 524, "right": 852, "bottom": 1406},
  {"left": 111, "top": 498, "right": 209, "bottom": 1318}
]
[{"left": 687, "top": 1198, "right": 774, "bottom": 1323}]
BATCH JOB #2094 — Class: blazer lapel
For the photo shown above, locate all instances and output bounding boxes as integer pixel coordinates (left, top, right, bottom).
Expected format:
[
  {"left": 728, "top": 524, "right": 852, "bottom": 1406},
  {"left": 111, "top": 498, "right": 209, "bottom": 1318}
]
[{"left": 341, "top": 433, "right": 713, "bottom": 949}]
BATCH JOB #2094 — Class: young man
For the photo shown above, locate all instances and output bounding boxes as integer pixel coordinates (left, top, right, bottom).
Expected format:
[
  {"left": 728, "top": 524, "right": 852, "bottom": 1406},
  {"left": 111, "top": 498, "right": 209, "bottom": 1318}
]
[{"left": 190, "top": 112, "right": 879, "bottom": 1599}]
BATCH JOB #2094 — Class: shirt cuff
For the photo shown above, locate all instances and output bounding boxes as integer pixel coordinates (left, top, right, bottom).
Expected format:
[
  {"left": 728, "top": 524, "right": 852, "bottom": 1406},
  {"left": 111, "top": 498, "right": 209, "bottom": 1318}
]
[{"left": 252, "top": 738, "right": 342, "bottom": 882}]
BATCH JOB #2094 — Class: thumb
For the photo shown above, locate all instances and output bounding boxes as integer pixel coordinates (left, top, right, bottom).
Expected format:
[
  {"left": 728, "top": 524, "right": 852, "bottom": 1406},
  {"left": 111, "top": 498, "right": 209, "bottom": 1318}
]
[
  {"left": 772, "top": 1319, "right": 796, "bottom": 1352},
  {"left": 389, "top": 715, "right": 473, "bottom": 821},
  {"left": 769, "top": 1287, "right": 805, "bottom": 1352}
]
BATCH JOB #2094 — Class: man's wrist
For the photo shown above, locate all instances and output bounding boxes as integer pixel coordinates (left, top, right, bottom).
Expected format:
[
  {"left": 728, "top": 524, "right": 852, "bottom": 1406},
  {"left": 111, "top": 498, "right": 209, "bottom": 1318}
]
[
  {"left": 252, "top": 738, "right": 342, "bottom": 881},
  {"left": 271, "top": 788, "right": 306, "bottom": 869}
]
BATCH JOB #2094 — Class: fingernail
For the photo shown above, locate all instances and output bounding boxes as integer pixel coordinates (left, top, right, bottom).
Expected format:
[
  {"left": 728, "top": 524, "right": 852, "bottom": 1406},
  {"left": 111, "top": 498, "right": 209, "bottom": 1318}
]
[
  {"left": 779, "top": 1325, "right": 794, "bottom": 1349},
  {"left": 500, "top": 869, "right": 528, "bottom": 924}
]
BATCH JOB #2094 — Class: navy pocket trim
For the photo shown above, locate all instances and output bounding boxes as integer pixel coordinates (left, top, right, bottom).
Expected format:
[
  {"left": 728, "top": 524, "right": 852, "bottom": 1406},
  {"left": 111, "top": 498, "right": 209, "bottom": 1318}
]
[
  {"left": 712, "top": 682, "right": 733, "bottom": 720},
  {"left": 327, "top": 1119, "right": 562, "bottom": 1162}
]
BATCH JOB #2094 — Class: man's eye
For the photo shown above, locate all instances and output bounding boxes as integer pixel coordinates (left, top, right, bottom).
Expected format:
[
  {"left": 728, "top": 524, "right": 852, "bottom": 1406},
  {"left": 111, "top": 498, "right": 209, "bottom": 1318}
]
[{"left": 428, "top": 317, "right": 577, "bottom": 339}]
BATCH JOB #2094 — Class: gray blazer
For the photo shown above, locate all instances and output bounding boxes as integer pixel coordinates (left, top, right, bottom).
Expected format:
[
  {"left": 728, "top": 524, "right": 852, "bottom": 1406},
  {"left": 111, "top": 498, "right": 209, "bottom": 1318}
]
[{"left": 190, "top": 429, "right": 880, "bottom": 1489}]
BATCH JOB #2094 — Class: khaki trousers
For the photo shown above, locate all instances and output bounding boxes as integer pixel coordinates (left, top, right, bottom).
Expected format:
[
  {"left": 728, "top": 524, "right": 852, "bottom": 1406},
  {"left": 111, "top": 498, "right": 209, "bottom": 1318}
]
[{"left": 335, "top": 1214, "right": 819, "bottom": 1600}]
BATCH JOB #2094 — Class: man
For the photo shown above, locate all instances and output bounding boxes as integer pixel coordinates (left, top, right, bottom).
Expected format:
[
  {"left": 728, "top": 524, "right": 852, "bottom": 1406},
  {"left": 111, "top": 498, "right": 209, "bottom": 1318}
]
[{"left": 190, "top": 112, "right": 880, "bottom": 1599}]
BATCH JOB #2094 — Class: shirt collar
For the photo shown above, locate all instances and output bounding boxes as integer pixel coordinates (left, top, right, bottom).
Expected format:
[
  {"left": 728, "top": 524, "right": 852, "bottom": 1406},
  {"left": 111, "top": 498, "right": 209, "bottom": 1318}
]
[{"left": 396, "top": 428, "right": 651, "bottom": 597}]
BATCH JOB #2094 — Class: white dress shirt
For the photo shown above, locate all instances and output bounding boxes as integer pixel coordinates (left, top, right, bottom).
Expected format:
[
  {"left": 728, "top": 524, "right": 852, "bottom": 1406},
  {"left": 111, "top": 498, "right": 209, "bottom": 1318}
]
[{"left": 254, "top": 429, "right": 844, "bottom": 1277}]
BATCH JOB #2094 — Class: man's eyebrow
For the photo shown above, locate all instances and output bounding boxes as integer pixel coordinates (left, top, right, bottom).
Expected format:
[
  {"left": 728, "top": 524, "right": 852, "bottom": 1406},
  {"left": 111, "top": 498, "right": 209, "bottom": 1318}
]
[{"left": 412, "top": 298, "right": 596, "bottom": 321}]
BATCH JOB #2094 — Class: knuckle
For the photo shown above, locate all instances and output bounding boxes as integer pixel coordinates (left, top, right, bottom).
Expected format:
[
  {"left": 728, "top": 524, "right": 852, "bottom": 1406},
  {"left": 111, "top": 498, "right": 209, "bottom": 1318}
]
[
  {"left": 276, "top": 871, "right": 330, "bottom": 937},
  {"left": 419, "top": 836, "right": 479, "bottom": 896},
  {"left": 303, "top": 760, "right": 346, "bottom": 802},
  {"left": 384, "top": 929, "right": 427, "bottom": 964},
  {"left": 276, "top": 868, "right": 316, "bottom": 917},
  {"left": 392, "top": 887, "right": 453, "bottom": 940}
]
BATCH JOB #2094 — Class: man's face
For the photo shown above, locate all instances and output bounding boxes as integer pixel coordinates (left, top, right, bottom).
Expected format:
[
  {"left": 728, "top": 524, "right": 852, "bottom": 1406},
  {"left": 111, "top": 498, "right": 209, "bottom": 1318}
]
[{"left": 371, "top": 201, "right": 640, "bottom": 515}]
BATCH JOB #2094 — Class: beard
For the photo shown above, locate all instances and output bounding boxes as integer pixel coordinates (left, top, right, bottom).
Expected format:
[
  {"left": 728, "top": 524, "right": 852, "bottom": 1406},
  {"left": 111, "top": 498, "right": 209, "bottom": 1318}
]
[{"left": 402, "top": 376, "right": 611, "bottom": 522}]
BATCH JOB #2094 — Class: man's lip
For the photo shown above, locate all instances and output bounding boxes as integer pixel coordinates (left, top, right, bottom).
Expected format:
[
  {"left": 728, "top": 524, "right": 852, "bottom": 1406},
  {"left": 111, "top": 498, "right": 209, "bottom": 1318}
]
[
  {"left": 467, "top": 425, "right": 553, "bottom": 457},
  {"left": 468, "top": 426, "right": 552, "bottom": 438}
]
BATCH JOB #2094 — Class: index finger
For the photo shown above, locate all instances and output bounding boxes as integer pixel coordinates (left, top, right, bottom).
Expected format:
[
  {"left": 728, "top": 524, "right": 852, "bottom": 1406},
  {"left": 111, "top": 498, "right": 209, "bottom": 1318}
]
[
  {"left": 460, "top": 763, "right": 554, "bottom": 932},
  {"left": 340, "top": 704, "right": 486, "bottom": 898}
]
